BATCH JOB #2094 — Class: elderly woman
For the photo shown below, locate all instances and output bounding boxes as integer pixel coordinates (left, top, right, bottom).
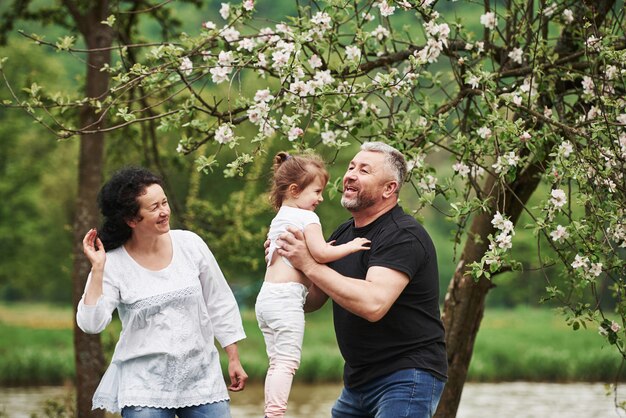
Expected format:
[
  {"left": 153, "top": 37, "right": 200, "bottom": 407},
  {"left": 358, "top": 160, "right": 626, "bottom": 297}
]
[{"left": 77, "top": 167, "right": 247, "bottom": 418}]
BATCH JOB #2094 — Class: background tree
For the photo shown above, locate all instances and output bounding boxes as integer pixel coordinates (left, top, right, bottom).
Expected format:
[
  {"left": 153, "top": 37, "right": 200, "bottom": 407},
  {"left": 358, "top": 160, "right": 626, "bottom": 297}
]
[
  {"left": 2, "top": 1, "right": 624, "bottom": 417},
  {"left": 1, "top": 1, "right": 202, "bottom": 416}
]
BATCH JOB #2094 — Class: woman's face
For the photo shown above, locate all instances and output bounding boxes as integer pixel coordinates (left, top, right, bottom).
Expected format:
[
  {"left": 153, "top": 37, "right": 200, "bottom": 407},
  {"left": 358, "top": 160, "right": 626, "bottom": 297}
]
[{"left": 128, "top": 183, "right": 170, "bottom": 236}]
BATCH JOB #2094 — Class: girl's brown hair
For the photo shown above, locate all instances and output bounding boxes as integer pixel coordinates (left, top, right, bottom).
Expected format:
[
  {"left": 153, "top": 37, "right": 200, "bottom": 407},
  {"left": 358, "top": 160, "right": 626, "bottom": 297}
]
[{"left": 269, "top": 151, "right": 329, "bottom": 211}]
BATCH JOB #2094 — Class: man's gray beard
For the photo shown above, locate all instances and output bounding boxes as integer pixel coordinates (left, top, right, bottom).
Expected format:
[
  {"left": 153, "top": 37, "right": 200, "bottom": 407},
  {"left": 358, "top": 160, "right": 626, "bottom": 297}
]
[{"left": 341, "top": 193, "right": 376, "bottom": 211}]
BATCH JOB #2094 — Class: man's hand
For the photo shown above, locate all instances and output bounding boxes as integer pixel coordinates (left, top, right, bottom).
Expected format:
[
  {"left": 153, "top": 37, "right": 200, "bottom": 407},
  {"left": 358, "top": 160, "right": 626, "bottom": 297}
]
[{"left": 276, "top": 226, "right": 318, "bottom": 273}]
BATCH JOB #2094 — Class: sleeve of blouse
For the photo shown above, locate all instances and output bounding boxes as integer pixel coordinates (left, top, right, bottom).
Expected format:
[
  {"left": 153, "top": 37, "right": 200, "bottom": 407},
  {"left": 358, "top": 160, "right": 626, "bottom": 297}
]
[
  {"left": 195, "top": 234, "right": 246, "bottom": 348},
  {"left": 76, "top": 269, "right": 120, "bottom": 334}
]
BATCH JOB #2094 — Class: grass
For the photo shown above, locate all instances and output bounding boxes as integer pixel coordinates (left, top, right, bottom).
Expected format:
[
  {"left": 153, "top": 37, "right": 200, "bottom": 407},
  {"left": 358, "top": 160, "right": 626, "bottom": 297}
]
[{"left": 0, "top": 302, "right": 624, "bottom": 386}]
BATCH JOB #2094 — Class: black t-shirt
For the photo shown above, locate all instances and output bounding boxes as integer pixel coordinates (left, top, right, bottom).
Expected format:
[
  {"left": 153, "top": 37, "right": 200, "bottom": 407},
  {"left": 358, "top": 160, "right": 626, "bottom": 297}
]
[{"left": 328, "top": 205, "right": 448, "bottom": 388}]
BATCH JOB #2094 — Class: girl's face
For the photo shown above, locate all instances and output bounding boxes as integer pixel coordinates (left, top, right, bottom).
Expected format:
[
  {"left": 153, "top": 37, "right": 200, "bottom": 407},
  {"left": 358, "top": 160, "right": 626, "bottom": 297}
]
[{"left": 288, "top": 175, "right": 326, "bottom": 211}]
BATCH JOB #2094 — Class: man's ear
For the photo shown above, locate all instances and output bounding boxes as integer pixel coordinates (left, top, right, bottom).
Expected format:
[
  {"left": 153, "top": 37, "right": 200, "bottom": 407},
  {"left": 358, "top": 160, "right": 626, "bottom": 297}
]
[{"left": 382, "top": 181, "right": 399, "bottom": 199}]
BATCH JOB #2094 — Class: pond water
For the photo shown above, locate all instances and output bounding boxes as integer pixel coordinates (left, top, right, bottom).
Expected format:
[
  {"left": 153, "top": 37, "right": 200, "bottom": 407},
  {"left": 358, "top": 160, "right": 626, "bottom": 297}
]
[{"left": 0, "top": 382, "right": 624, "bottom": 418}]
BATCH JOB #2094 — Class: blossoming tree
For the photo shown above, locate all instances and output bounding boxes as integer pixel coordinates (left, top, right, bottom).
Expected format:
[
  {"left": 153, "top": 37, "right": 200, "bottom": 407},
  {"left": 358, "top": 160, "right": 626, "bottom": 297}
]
[{"left": 2, "top": 0, "right": 624, "bottom": 416}]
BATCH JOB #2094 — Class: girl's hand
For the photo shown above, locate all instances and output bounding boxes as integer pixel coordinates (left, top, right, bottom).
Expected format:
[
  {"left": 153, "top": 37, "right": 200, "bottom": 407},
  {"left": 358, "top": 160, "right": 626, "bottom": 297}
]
[
  {"left": 348, "top": 237, "right": 371, "bottom": 253},
  {"left": 83, "top": 228, "right": 106, "bottom": 269}
]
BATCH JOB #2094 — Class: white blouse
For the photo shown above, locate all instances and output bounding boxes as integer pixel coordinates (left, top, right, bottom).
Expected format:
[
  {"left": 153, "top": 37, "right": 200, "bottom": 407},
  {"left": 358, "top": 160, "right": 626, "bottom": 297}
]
[{"left": 76, "top": 230, "right": 246, "bottom": 413}]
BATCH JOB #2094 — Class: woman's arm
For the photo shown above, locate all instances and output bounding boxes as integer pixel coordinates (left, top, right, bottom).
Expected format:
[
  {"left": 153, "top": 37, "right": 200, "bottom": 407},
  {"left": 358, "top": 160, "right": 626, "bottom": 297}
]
[
  {"left": 303, "top": 223, "right": 370, "bottom": 263},
  {"left": 224, "top": 343, "right": 248, "bottom": 391},
  {"left": 82, "top": 228, "right": 106, "bottom": 305},
  {"left": 76, "top": 229, "right": 118, "bottom": 334}
]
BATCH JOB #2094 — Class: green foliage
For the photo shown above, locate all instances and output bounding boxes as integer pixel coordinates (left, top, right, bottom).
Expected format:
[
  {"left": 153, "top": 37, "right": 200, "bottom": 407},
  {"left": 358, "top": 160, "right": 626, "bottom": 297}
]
[{"left": 0, "top": 40, "right": 75, "bottom": 303}]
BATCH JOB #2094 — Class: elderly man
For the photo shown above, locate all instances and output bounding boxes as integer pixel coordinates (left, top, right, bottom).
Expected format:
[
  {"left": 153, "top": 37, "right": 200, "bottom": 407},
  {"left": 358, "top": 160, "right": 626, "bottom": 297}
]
[{"left": 277, "top": 142, "right": 447, "bottom": 418}]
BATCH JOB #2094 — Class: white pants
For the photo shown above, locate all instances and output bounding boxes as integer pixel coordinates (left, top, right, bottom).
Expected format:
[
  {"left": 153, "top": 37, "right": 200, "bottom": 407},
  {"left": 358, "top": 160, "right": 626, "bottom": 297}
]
[{"left": 255, "top": 282, "right": 309, "bottom": 418}]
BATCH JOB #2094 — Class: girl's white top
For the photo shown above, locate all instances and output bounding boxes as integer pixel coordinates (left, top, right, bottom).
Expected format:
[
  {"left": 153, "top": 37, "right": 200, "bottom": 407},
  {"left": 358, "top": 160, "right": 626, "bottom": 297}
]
[
  {"left": 266, "top": 205, "right": 320, "bottom": 268},
  {"left": 76, "top": 230, "right": 245, "bottom": 413}
]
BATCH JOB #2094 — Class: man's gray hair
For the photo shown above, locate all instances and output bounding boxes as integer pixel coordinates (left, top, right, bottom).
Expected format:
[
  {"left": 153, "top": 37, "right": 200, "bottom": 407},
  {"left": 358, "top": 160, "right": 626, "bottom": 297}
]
[{"left": 360, "top": 142, "right": 407, "bottom": 192}]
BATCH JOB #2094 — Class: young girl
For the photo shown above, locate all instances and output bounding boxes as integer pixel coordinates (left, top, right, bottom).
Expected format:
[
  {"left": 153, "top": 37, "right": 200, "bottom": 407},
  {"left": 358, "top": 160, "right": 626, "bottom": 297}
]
[{"left": 255, "top": 151, "right": 370, "bottom": 418}]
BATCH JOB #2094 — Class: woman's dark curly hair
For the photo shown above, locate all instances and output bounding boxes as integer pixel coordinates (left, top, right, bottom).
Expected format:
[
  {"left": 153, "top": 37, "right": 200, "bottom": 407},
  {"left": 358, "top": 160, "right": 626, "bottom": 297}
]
[{"left": 97, "top": 167, "right": 164, "bottom": 251}]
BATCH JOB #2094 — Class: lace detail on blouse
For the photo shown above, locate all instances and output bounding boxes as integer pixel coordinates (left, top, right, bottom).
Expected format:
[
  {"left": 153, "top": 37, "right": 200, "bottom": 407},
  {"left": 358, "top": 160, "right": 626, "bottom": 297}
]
[{"left": 126, "top": 285, "right": 199, "bottom": 310}]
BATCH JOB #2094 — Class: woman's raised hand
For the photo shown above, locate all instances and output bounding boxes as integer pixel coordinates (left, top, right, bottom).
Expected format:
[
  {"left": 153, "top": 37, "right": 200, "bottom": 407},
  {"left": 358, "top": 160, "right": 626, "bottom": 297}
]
[{"left": 83, "top": 228, "right": 106, "bottom": 268}]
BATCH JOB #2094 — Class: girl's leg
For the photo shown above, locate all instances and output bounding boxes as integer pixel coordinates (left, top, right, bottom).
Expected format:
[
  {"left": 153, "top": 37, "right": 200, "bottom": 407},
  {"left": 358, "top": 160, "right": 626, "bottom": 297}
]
[{"left": 256, "top": 284, "right": 307, "bottom": 418}]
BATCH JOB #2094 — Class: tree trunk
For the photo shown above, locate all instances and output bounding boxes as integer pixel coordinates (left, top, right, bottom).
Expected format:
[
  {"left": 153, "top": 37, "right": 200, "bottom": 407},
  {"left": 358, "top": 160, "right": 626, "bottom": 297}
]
[
  {"left": 70, "top": 1, "right": 112, "bottom": 416},
  {"left": 435, "top": 162, "right": 545, "bottom": 417}
]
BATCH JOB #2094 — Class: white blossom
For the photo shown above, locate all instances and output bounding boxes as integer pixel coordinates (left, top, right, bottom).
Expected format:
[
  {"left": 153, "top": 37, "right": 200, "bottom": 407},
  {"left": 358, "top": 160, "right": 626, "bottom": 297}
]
[
  {"left": 550, "top": 188, "right": 567, "bottom": 208},
  {"left": 480, "top": 12, "right": 497, "bottom": 30},
  {"left": 453, "top": 162, "right": 470, "bottom": 178},
  {"left": 466, "top": 74, "right": 481, "bottom": 89},
  {"left": 313, "top": 70, "right": 335, "bottom": 86},
  {"left": 210, "top": 66, "right": 231, "bottom": 83},
  {"left": 559, "top": 141, "right": 573, "bottom": 158},
  {"left": 202, "top": 21, "right": 216, "bottom": 30},
  {"left": 346, "top": 45, "right": 361, "bottom": 61},
  {"left": 571, "top": 254, "right": 589, "bottom": 269},
  {"left": 321, "top": 129, "right": 337, "bottom": 145},
  {"left": 520, "top": 131, "right": 532, "bottom": 141},
  {"left": 491, "top": 212, "right": 514, "bottom": 233},
  {"left": 508, "top": 48, "right": 523, "bottom": 64},
  {"left": 221, "top": 27, "right": 240, "bottom": 42},
  {"left": 311, "top": 12, "right": 332, "bottom": 32},
  {"left": 287, "top": 127, "right": 304, "bottom": 141},
  {"left": 247, "top": 102, "right": 269, "bottom": 124},
  {"left": 289, "top": 80, "right": 314, "bottom": 97},
  {"left": 562, "top": 9, "right": 574, "bottom": 24},
  {"left": 586, "top": 35, "right": 602, "bottom": 52},
  {"left": 215, "top": 124, "right": 234, "bottom": 144},
  {"left": 504, "top": 151, "right": 520, "bottom": 167},
  {"left": 550, "top": 225, "right": 569, "bottom": 242},
  {"left": 581, "top": 76, "right": 594, "bottom": 95},
  {"left": 238, "top": 38, "right": 256, "bottom": 52},
  {"left": 242, "top": 0, "right": 254, "bottom": 11},
  {"left": 371, "top": 25, "right": 390, "bottom": 40},
  {"left": 589, "top": 262, "right": 603, "bottom": 277},
  {"left": 477, "top": 126, "right": 492, "bottom": 139},
  {"left": 495, "top": 232, "right": 513, "bottom": 250},
  {"left": 610, "top": 321, "right": 621, "bottom": 333},
  {"left": 218, "top": 50, "right": 235, "bottom": 66},
  {"left": 309, "top": 54, "right": 323, "bottom": 69},
  {"left": 605, "top": 65, "right": 618, "bottom": 80},
  {"left": 362, "top": 12, "right": 375, "bottom": 22},
  {"left": 544, "top": 106, "right": 553, "bottom": 118},
  {"left": 272, "top": 49, "right": 291, "bottom": 70},
  {"left": 415, "top": 38, "right": 444, "bottom": 63},
  {"left": 378, "top": 1, "right": 396, "bottom": 17},
  {"left": 254, "top": 89, "right": 274, "bottom": 103},
  {"left": 179, "top": 57, "right": 193, "bottom": 76},
  {"left": 219, "top": 3, "right": 231, "bottom": 20},
  {"left": 587, "top": 105, "right": 601, "bottom": 120},
  {"left": 418, "top": 174, "right": 437, "bottom": 192}
]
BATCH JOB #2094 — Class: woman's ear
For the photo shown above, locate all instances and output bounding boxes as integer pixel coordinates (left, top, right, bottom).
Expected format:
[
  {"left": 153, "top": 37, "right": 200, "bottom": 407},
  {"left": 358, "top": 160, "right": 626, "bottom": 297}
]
[{"left": 125, "top": 216, "right": 139, "bottom": 228}]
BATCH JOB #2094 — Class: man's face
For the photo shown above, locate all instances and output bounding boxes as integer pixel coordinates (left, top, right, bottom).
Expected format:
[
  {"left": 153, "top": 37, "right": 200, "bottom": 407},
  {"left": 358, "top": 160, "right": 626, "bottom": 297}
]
[{"left": 341, "top": 151, "right": 391, "bottom": 212}]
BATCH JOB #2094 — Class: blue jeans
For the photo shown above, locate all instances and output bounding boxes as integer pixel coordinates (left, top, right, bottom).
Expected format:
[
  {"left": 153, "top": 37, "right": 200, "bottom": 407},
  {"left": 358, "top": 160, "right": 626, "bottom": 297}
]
[
  {"left": 121, "top": 401, "right": 231, "bottom": 418},
  {"left": 331, "top": 368, "right": 445, "bottom": 418}
]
